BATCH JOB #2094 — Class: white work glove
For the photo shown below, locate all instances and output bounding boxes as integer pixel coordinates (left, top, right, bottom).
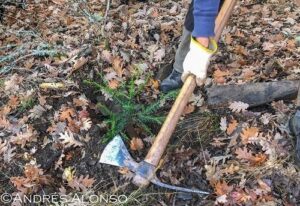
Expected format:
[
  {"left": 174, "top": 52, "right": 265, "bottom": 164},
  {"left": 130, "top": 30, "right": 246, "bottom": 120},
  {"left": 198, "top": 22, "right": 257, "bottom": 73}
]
[{"left": 182, "top": 37, "right": 218, "bottom": 86}]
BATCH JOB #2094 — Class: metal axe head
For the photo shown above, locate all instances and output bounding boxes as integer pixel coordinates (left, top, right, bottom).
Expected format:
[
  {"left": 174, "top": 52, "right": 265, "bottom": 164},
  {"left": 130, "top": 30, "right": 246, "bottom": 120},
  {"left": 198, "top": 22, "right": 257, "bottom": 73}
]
[{"left": 99, "top": 135, "right": 138, "bottom": 171}]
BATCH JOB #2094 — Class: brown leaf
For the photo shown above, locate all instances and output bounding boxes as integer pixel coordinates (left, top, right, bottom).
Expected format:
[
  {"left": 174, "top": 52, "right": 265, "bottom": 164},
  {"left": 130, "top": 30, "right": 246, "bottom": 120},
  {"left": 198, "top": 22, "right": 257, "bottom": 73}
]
[
  {"left": 0, "top": 116, "right": 11, "bottom": 129},
  {"left": 73, "top": 95, "right": 89, "bottom": 107},
  {"left": 102, "top": 50, "right": 112, "bottom": 63},
  {"left": 38, "top": 94, "right": 47, "bottom": 106},
  {"left": 59, "top": 131, "right": 83, "bottom": 148},
  {"left": 232, "top": 191, "right": 251, "bottom": 203},
  {"left": 0, "top": 139, "right": 8, "bottom": 155},
  {"left": 130, "top": 137, "right": 144, "bottom": 151},
  {"left": 251, "top": 153, "right": 267, "bottom": 166},
  {"left": 68, "top": 175, "right": 95, "bottom": 191},
  {"left": 8, "top": 96, "right": 20, "bottom": 109},
  {"left": 235, "top": 45, "right": 248, "bottom": 56},
  {"left": 0, "top": 106, "right": 11, "bottom": 116},
  {"left": 213, "top": 69, "right": 230, "bottom": 84},
  {"left": 240, "top": 127, "right": 259, "bottom": 144},
  {"left": 72, "top": 57, "right": 88, "bottom": 72},
  {"left": 52, "top": 0, "right": 66, "bottom": 5},
  {"left": 59, "top": 108, "right": 75, "bottom": 122},
  {"left": 112, "top": 56, "right": 124, "bottom": 77},
  {"left": 118, "top": 167, "right": 134, "bottom": 180},
  {"left": 210, "top": 138, "right": 226, "bottom": 148},
  {"left": 10, "top": 126, "right": 37, "bottom": 148},
  {"left": 242, "top": 69, "right": 255, "bottom": 80},
  {"left": 257, "top": 179, "right": 271, "bottom": 192},
  {"left": 225, "top": 34, "right": 233, "bottom": 44},
  {"left": 215, "top": 181, "right": 233, "bottom": 196},
  {"left": 150, "top": 78, "right": 160, "bottom": 90},
  {"left": 24, "top": 58, "right": 35, "bottom": 69},
  {"left": 235, "top": 147, "right": 254, "bottom": 160},
  {"left": 223, "top": 164, "right": 239, "bottom": 174},
  {"left": 226, "top": 119, "right": 238, "bottom": 135},
  {"left": 183, "top": 104, "right": 195, "bottom": 115},
  {"left": 108, "top": 79, "right": 119, "bottom": 89},
  {"left": 213, "top": 69, "right": 230, "bottom": 78}
]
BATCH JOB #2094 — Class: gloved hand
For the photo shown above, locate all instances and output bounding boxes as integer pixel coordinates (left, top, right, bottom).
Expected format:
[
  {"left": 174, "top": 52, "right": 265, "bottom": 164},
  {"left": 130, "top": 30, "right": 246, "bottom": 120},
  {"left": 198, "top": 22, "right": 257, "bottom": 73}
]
[{"left": 182, "top": 37, "right": 218, "bottom": 86}]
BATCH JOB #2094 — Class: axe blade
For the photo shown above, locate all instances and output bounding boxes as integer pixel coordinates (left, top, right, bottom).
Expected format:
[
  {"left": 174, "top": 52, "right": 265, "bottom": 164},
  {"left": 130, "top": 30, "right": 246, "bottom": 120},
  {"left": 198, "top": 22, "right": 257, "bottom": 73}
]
[{"left": 100, "top": 135, "right": 138, "bottom": 171}]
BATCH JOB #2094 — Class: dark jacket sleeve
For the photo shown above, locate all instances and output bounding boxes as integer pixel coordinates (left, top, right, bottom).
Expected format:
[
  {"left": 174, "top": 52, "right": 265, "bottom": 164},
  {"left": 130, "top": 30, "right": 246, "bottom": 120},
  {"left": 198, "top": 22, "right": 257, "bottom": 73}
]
[{"left": 192, "top": 0, "right": 220, "bottom": 37}]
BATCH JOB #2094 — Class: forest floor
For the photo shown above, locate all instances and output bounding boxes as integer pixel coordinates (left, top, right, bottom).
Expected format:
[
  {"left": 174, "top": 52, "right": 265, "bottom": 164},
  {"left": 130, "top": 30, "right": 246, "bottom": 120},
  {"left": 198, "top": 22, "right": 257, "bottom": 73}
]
[{"left": 0, "top": 0, "right": 300, "bottom": 205}]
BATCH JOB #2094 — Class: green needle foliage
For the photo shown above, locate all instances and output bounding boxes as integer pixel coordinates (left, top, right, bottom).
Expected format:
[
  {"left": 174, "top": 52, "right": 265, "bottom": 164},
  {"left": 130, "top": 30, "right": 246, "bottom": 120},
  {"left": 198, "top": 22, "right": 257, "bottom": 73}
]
[{"left": 84, "top": 75, "right": 178, "bottom": 142}]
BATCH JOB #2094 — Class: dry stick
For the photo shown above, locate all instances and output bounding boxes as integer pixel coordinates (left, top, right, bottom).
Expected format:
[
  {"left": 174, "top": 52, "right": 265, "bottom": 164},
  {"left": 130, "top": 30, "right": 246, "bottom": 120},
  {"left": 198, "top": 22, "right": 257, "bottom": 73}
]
[
  {"left": 101, "top": 0, "right": 111, "bottom": 36},
  {"left": 144, "top": 0, "right": 237, "bottom": 167}
]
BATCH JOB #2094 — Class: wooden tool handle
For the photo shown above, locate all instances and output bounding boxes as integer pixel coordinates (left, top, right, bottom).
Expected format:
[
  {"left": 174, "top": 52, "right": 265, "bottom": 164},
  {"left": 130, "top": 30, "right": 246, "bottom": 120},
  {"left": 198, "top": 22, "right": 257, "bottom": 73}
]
[{"left": 145, "top": 0, "right": 237, "bottom": 166}]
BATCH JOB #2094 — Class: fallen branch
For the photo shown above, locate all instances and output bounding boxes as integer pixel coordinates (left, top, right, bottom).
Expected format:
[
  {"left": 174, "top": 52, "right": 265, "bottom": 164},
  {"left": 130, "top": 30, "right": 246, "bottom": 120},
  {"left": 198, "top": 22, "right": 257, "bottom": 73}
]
[{"left": 206, "top": 80, "right": 300, "bottom": 107}]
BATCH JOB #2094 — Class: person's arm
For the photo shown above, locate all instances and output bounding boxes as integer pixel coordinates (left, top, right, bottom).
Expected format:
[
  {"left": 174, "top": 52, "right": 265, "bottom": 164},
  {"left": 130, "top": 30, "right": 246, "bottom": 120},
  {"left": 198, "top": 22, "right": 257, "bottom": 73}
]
[{"left": 193, "top": 0, "right": 220, "bottom": 47}]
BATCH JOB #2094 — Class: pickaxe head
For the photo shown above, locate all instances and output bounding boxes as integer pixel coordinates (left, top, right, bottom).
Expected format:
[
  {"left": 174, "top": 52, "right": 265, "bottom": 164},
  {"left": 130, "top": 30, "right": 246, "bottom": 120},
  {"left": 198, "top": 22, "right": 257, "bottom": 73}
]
[{"left": 99, "top": 136, "right": 210, "bottom": 194}]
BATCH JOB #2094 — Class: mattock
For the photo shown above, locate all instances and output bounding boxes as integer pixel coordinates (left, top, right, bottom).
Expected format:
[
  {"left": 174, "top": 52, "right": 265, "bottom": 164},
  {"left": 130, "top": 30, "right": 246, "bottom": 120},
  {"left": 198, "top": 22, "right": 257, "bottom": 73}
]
[{"left": 100, "top": 0, "right": 237, "bottom": 194}]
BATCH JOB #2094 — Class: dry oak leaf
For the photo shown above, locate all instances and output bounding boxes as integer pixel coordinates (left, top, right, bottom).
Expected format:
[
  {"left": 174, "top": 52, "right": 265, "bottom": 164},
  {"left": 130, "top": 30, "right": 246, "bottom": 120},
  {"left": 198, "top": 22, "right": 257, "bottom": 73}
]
[
  {"left": 11, "top": 164, "right": 51, "bottom": 194},
  {"left": 59, "top": 131, "right": 83, "bottom": 148},
  {"left": 130, "top": 137, "right": 144, "bottom": 151},
  {"left": 0, "top": 106, "right": 11, "bottom": 116},
  {"left": 210, "top": 138, "right": 227, "bottom": 148},
  {"left": 225, "top": 34, "right": 233, "bottom": 44},
  {"left": 235, "top": 147, "right": 267, "bottom": 165},
  {"left": 216, "top": 195, "right": 228, "bottom": 204},
  {"left": 118, "top": 167, "right": 134, "bottom": 180},
  {"left": 67, "top": 119, "right": 81, "bottom": 133},
  {"left": 73, "top": 95, "right": 89, "bottom": 107},
  {"left": 213, "top": 69, "right": 230, "bottom": 84},
  {"left": 240, "top": 127, "right": 259, "bottom": 144},
  {"left": 215, "top": 181, "right": 233, "bottom": 196},
  {"left": 257, "top": 179, "right": 271, "bottom": 193},
  {"left": 68, "top": 175, "right": 96, "bottom": 192},
  {"left": 52, "top": 0, "right": 66, "bottom": 5},
  {"left": 108, "top": 79, "right": 119, "bottom": 89},
  {"left": 0, "top": 139, "right": 8, "bottom": 155},
  {"left": 8, "top": 96, "right": 20, "bottom": 109},
  {"left": 223, "top": 164, "right": 239, "bottom": 174},
  {"left": 10, "top": 126, "right": 37, "bottom": 148},
  {"left": 28, "top": 105, "right": 46, "bottom": 119},
  {"left": 251, "top": 153, "right": 267, "bottom": 166},
  {"left": 4, "top": 74, "right": 23, "bottom": 92},
  {"left": 235, "top": 147, "right": 253, "bottom": 160},
  {"left": 183, "top": 104, "right": 195, "bottom": 115},
  {"left": 112, "top": 56, "right": 124, "bottom": 77},
  {"left": 229, "top": 101, "right": 249, "bottom": 113},
  {"left": 59, "top": 108, "right": 76, "bottom": 122},
  {"left": 226, "top": 119, "right": 238, "bottom": 135},
  {"left": 154, "top": 48, "right": 165, "bottom": 62},
  {"left": 80, "top": 118, "right": 92, "bottom": 131},
  {"left": 0, "top": 116, "right": 11, "bottom": 129},
  {"left": 242, "top": 69, "right": 255, "bottom": 80},
  {"left": 213, "top": 69, "right": 230, "bottom": 78},
  {"left": 220, "top": 117, "right": 227, "bottom": 132},
  {"left": 3, "top": 145, "right": 16, "bottom": 163},
  {"left": 102, "top": 50, "right": 112, "bottom": 63}
]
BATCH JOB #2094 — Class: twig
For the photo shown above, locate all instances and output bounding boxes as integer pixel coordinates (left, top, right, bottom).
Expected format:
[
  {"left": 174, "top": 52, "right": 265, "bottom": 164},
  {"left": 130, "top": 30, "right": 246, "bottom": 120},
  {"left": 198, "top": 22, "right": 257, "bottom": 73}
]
[
  {"left": 104, "top": 0, "right": 111, "bottom": 23},
  {"left": 101, "top": 0, "right": 111, "bottom": 36}
]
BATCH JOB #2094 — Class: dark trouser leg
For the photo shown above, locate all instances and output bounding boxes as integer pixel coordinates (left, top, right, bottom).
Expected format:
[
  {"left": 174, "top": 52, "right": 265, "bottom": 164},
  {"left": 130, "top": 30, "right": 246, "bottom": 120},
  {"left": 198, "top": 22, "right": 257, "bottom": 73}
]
[{"left": 173, "top": 27, "right": 192, "bottom": 73}]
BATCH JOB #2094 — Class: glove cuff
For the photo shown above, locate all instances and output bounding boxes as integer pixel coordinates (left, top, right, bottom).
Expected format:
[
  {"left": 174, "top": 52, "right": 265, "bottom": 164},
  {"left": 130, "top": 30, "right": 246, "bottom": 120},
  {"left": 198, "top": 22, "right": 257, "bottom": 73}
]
[{"left": 190, "top": 37, "right": 218, "bottom": 54}]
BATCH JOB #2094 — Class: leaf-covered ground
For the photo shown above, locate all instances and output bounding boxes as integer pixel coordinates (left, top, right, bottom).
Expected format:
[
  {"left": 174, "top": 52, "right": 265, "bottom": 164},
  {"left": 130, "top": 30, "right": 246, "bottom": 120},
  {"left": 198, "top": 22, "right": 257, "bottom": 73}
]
[{"left": 0, "top": 0, "right": 300, "bottom": 205}]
